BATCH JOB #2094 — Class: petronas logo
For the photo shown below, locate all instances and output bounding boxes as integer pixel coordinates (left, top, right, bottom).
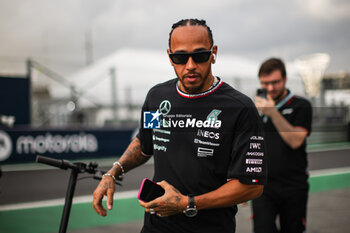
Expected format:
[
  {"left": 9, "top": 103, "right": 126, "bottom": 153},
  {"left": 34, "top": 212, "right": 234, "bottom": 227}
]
[{"left": 206, "top": 109, "right": 222, "bottom": 124}]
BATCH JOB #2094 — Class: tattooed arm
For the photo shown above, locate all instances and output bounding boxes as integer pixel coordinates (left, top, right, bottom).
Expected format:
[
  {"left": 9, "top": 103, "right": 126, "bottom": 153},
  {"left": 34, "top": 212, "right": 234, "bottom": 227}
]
[{"left": 93, "top": 137, "right": 150, "bottom": 216}]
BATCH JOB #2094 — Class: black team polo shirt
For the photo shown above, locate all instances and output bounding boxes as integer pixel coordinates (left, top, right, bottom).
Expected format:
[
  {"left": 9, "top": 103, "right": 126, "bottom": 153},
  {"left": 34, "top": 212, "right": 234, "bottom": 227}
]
[
  {"left": 262, "top": 91, "right": 312, "bottom": 193},
  {"left": 138, "top": 77, "right": 267, "bottom": 233}
]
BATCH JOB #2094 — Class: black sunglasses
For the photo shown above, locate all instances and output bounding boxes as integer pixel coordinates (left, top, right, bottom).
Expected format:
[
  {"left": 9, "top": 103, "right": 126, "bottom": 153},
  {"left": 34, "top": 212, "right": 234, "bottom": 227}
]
[{"left": 169, "top": 50, "right": 212, "bottom": 64}]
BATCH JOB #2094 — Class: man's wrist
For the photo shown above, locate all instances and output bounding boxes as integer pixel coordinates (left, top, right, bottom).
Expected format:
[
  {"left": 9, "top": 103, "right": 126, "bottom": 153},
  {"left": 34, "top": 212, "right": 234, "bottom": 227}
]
[
  {"left": 183, "top": 195, "right": 198, "bottom": 217},
  {"left": 113, "top": 161, "right": 125, "bottom": 180},
  {"left": 108, "top": 161, "right": 125, "bottom": 180},
  {"left": 264, "top": 106, "right": 277, "bottom": 117},
  {"left": 268, "top": 107, "right": 281, "bottom": 119},
  {"left": 102, "top": 173, "right": 116, "bottom": 182},
  {"left": 181, "top": 195, "right": 189, "bottom": 212}
]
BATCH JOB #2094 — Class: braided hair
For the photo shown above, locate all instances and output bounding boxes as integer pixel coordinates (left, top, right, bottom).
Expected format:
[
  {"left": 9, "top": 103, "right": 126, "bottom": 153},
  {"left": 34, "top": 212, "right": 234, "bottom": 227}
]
[{"left": 168, "top": 19, "right": 214, "bottom": 49}]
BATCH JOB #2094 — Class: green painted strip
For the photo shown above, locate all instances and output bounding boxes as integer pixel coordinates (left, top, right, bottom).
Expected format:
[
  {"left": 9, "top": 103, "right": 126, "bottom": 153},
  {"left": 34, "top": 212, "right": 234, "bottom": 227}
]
[
  {"left": 69, "top": 198, "right": 144, "bottom": 230},
  {"left": 309, "top": 171, "right": 350, "bottom": 193},
  {"left": 0, "top": 198, "right": 144, "bottom": 233},
  {"left": 306, "top": 141, "right": 350, "bottom": 152},
  {"left": 1, "top": 171, "right": 350, "bottom": 233}
]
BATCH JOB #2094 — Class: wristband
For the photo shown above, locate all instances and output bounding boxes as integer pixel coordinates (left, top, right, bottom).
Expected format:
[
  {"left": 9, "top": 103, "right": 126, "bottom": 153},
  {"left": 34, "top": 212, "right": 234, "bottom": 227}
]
[
  {"left": 113, "top": 161, "right": 125, "bottom": 180},
  {"left": 103, "top": 173, "right": 116, "bottom": 182}
]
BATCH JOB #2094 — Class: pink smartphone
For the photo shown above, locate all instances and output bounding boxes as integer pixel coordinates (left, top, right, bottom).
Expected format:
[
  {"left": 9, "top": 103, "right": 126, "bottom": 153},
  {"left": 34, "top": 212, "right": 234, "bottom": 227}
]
[{"left": 138, "top": 178, "right": 165, "bottom": 202}]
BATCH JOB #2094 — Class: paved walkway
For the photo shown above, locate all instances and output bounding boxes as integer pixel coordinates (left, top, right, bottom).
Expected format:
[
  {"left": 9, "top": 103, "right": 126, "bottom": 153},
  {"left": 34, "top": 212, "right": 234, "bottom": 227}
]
[
  {"left": 69, "top": 188, "right": 350, "bottom": 233},
  {"left": 1, "top": 143, "right": 350, "bottom": 233}
]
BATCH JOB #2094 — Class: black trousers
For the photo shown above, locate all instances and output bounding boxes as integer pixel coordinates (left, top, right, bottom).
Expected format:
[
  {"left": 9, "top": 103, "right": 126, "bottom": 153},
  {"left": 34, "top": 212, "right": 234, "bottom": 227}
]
[{"left": 251, "top": 188, "right": 308, "bottom": 233}]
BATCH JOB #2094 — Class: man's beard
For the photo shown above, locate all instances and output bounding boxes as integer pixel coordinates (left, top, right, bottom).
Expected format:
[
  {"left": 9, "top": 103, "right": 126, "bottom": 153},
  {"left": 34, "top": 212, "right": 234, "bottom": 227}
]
[
  {"left": 175, "top": 67, "right": 211, "bottom": 94},
  {"left": 180, "top": 78, "right": 205, "bottom": 94},
  {"left": 273, "top": 88, "right": 287, "bottom": 102}
]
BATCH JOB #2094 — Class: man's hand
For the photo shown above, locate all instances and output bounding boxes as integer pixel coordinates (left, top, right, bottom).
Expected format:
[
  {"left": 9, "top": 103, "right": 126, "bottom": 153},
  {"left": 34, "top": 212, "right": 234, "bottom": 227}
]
[
  {"left": 139, "top": 180, "right": 187, "bottom": 218},
  {"left": 255, "top": 95, "right": 309, "bottom": 149},
  {"left": 92, "top": 176, "right": 116, "bottom": 216},
  {"left": 255, "top": 95, "right": 277, "bottom": 117}
]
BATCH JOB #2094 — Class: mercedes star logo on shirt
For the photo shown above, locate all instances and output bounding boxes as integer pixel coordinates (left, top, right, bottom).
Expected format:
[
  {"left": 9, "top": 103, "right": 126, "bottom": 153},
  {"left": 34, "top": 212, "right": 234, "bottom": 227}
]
[{"left": 159, "top": 100, "right": 171, "bottom": 115}]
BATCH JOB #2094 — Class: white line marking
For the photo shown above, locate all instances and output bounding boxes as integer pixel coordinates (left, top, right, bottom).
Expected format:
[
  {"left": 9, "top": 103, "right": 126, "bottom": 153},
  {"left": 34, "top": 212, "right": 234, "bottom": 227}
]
[
  {"left": 0, "top": 190, "right": 139, "bottom": 211},
  {"left": 309, "top": 166, "right": 350, "bottom": 177},
  {"left": 1, "top": 167, "right": 350, "bottom": 212}
]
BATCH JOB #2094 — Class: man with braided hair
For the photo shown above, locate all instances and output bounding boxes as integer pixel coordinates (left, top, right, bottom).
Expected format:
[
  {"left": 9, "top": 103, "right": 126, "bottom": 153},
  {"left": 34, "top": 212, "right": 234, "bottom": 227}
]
[{"left": 93, "top": 18, "right": 266, "bottom": 233}]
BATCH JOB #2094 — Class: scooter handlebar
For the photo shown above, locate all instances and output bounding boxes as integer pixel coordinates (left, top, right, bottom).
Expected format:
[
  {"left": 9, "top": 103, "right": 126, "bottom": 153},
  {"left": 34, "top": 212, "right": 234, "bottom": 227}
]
[
  {"left": 35, "top": 155, "right": 76, "bottom": 170},
  {"left": 35, "top": 155, "right": 121, "bottom": 185}
]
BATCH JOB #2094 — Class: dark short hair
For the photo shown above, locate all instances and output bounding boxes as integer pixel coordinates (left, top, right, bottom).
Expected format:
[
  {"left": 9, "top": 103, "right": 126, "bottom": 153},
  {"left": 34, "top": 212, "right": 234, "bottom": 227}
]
[
  {"left": 168, "top": 19, "right": 214, "bottom": 49},
  {"left": 258, "top": 58, "right": 286, "bottom": 78}
]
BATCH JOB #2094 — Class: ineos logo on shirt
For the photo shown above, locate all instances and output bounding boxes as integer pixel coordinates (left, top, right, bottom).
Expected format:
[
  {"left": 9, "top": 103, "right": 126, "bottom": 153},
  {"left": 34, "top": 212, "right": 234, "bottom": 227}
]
[
  {"left": 159, "top": 100, "right": 171, "bottom": 116},
  {"left": 0, "top": 130, "right": 12, "bottom": 161},
  {"left": 197, "top": 129, "right": 220, "bottom": 139}
]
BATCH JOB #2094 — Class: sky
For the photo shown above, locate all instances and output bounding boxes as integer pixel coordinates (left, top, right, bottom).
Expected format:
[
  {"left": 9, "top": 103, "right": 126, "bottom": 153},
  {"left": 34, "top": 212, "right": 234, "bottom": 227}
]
[{"left": 0, "top": 0, "right": 349, "bottom": 76}]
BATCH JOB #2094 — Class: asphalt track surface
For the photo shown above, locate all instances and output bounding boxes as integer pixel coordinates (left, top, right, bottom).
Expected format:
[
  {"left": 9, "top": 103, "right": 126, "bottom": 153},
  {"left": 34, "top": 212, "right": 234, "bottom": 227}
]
[
  {"left": 1, "top": 148, "right": 350, "bottom": 205},
  {"left": 67, "top": 188, "right": 350, "bottom": 233},
  {"left": 1, "top": 147, "right": 350, "bottom": 232}
]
